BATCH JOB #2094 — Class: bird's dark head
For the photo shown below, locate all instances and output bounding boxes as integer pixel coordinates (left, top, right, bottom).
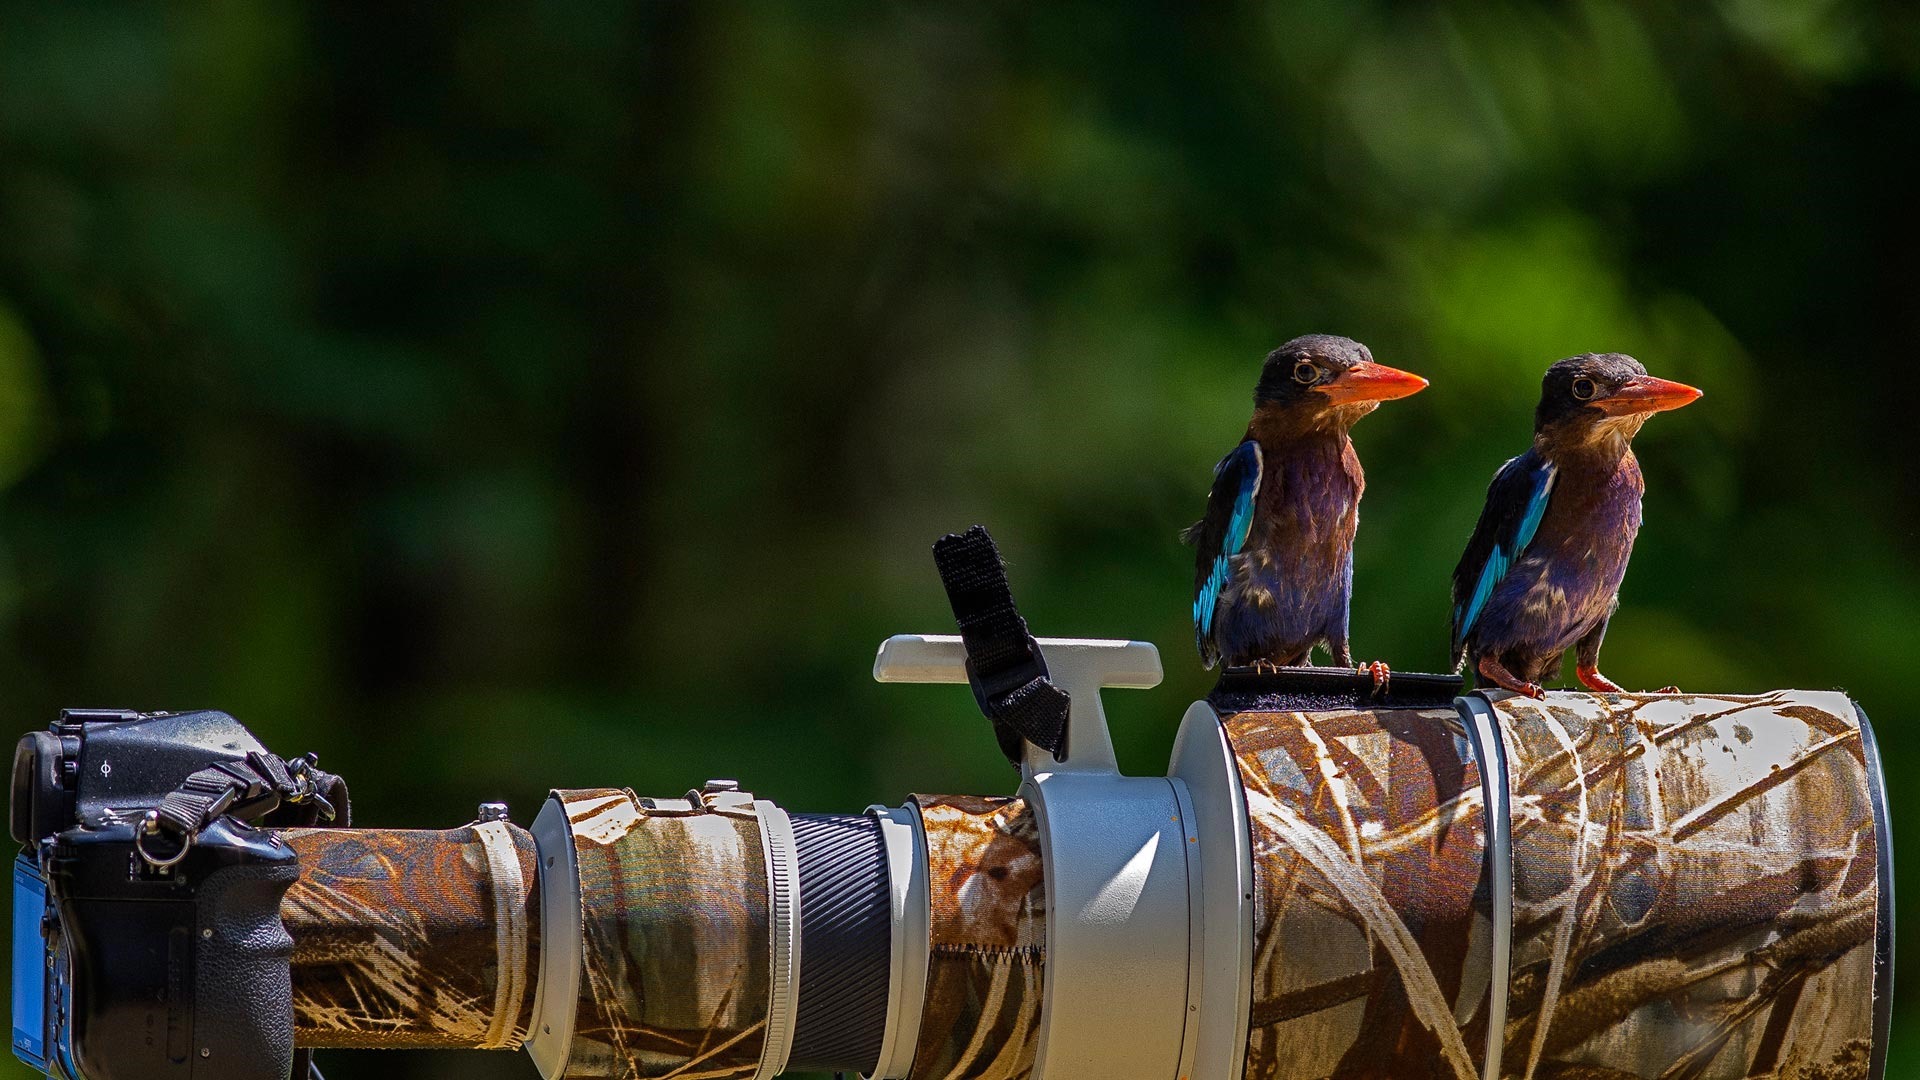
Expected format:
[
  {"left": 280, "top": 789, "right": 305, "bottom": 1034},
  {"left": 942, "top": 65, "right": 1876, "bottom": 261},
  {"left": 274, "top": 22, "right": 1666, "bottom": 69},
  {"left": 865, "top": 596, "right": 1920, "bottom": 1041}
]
[
  {"left": 1535, "top": 352, "right": 1701, "bottom": 456},
  {"left": 1253, "top": 334, "right": 1427, "bottom": 432}
]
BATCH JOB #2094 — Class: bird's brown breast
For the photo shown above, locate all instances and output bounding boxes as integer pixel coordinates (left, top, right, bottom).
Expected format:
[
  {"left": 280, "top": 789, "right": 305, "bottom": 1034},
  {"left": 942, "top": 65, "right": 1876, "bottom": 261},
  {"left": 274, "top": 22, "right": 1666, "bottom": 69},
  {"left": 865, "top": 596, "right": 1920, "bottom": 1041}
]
[{"left": 1251, "top": 433, "right": 1362, "bottom": 557}]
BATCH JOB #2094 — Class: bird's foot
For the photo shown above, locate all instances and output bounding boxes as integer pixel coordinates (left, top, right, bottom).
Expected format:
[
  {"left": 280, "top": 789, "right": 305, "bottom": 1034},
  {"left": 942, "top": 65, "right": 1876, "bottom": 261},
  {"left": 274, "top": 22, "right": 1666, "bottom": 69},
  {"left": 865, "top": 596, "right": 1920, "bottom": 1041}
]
[
  {"left": 1357, "top": 660, "right": 1391, "bottom": 692},
  {"left": 1249, "top": 659, "right": 1285, "bottom": 676},
  {"left": 1576, "top": 665, "right": 1626, "bottom": 695},
  {"left": 1579, "top": 666, "right": 1680, "bottom": 695},
  {"left": 1478, "top": 656, "right": 1545, "bottom": 699}
]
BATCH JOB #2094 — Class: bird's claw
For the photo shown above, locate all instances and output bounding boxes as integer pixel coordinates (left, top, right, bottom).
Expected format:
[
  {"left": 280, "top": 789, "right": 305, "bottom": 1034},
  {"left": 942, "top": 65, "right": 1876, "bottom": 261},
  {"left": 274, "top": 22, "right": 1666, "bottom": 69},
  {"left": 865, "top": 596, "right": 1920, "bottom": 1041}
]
[
  {"left": 1249, "top": 659, "right": 1284, "bottom": 675},
  {"left": 1358, "top": 660, "right": 1391, "bottom": 692},
  {"left": 1478, "top": 656, "right": 1546, "bottom": 700},
  {"left": 1580, "top": 664, "right": 1680, "bottom": 696},
  {"left": 1576, "top": 664, "right": 1627, "bottom": 695}
]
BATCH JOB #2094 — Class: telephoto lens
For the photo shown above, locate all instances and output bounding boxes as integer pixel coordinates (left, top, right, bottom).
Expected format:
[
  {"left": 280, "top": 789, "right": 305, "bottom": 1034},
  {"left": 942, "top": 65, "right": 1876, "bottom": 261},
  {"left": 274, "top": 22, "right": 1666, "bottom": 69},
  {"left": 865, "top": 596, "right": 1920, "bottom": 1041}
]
[
  {"left": 12, "top": 650, "right": 1889, "bottom": 1080},
  {"left": 261, "top": 635, "right": 1890, "bottom": 1080}
]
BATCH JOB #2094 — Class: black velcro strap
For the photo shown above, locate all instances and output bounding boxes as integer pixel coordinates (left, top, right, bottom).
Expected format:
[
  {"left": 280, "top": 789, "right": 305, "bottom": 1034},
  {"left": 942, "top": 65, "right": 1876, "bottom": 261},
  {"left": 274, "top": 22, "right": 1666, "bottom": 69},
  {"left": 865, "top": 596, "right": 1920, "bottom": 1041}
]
[{"left": 932, "top": 526, "right": 1070, "bottom": 765}]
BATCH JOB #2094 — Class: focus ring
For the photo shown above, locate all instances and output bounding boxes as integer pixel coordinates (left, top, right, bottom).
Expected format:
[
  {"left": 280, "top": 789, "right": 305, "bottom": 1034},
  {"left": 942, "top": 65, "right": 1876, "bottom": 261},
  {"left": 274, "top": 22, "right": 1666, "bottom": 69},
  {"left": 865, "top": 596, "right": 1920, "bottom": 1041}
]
[{"left": 788, "top": 813, "right": 891, "bottom": 1074}]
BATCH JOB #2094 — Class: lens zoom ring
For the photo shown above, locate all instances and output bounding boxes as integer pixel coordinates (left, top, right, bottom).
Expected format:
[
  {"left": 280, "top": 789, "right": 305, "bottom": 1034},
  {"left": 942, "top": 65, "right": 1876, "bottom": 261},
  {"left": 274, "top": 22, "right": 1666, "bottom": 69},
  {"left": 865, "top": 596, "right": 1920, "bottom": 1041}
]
[{"left": 787, "top": 813, "right": 892, "bottom": 1073}]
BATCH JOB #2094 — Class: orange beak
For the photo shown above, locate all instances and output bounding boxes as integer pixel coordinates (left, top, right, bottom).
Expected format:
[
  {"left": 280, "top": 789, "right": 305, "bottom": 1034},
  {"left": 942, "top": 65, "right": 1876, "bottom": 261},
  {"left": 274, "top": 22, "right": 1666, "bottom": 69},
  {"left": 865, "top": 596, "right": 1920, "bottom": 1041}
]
[
  {"left": 1316, "top": 361, "right": 1429, "bottom": 405},
  {"left": 1596, "top": 374, "right": 1702, "bottom": 416}
]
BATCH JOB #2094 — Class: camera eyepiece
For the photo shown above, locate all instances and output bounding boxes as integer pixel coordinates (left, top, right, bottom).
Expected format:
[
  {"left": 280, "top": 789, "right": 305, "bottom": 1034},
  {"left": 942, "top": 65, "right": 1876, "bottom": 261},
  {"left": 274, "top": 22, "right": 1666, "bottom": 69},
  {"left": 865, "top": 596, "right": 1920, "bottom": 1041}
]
[{"left": 10, "top": 730, "right": 66, "bottom": 847}]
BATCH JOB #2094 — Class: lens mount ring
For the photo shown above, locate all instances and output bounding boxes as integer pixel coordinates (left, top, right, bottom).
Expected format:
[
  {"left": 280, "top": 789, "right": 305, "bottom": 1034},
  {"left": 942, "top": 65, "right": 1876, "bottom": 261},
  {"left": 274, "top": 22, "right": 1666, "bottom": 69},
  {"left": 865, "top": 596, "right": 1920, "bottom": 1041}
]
[{"left": 753, "top": 799, "right": 802, "bottom": 1080}]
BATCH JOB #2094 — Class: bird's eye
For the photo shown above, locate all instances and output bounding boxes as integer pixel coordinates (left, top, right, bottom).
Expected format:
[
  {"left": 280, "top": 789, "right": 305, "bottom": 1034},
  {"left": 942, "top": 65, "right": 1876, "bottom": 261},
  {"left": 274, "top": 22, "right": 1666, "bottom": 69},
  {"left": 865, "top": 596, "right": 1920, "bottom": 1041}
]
[
  {"left": 1293, "top": 362, "right": 1320, "bottom": 385},
  {"left": 1571, "top": 377, "right": 1597, "bottom": 401}
]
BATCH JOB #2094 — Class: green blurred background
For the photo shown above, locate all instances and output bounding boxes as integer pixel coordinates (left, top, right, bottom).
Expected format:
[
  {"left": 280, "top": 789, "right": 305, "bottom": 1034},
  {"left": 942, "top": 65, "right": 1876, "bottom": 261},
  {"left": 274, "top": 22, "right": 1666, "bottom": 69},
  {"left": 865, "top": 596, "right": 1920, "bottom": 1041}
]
[{"left": 1, "top": 3, "right": 1913, "bottom": 1077}]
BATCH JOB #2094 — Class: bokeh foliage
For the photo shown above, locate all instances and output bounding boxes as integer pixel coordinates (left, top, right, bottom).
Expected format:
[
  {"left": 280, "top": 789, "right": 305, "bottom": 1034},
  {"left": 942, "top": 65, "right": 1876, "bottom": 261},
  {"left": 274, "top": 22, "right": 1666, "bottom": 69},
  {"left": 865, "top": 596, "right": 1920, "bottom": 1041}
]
[{"left": 1, "top": 4, "right": 1915, "bottom": 1078}]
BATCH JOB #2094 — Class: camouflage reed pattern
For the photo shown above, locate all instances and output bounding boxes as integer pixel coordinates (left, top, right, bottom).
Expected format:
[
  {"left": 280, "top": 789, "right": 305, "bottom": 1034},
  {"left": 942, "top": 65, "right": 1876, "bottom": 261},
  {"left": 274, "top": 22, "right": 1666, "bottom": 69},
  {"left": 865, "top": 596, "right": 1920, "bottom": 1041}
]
[
  {"left": 556, "top": 786, "right": 772, "bottom": 1080},
  {"left": 1224, "top": 705, "right": 1494, "bottom": 1080},
  {"left": 1487, "top": 691, "right": 1884, "bottom": 1080},
  {"left": 907, "top": 793, "right": 1048, "bottom": 1080},
  {"left": 282, "top": 822, "right": 541, "bottom": 1049}
]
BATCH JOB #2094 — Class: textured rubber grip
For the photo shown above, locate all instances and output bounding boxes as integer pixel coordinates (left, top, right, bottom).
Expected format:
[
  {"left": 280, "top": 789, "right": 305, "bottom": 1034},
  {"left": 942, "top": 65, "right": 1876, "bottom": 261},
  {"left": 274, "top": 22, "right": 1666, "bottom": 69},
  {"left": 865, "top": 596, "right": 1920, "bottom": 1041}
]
[
  {"left": 787, "top": 814, "right": 891, "bottom": 1073},
  {"left": 195, "top": 857, "right": 300, "bottom": 1080}
]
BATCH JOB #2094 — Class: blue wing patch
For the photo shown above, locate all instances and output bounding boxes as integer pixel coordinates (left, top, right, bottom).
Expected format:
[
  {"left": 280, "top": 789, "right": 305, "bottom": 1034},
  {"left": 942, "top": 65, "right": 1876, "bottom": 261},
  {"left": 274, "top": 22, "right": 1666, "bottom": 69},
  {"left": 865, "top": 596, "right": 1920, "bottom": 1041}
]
[
  {"left": 1194, "top": 441, "right": 1263, "bottom": 636},
  {"left": 1454, "top": 457, "right": 1555, "bottom": 643}
]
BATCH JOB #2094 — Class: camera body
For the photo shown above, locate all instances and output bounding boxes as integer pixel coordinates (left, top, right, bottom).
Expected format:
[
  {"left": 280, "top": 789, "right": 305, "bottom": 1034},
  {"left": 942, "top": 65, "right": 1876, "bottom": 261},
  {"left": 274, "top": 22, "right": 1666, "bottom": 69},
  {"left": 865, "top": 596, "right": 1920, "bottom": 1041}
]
[{"left": 10, "top": 710, "right": 304, "bottom": 1080}]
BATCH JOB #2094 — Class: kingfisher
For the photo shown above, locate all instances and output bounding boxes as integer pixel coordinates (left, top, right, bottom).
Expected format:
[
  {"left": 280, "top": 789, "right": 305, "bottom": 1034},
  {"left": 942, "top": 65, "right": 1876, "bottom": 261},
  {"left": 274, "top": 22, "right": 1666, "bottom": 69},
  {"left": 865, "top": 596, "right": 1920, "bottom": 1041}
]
[
  {"left": 1185, "top": 334, "right": 1428, "bottom": 676},
  {"left": 1450, "top": 353, "right": 1701, "bottom": 698}
]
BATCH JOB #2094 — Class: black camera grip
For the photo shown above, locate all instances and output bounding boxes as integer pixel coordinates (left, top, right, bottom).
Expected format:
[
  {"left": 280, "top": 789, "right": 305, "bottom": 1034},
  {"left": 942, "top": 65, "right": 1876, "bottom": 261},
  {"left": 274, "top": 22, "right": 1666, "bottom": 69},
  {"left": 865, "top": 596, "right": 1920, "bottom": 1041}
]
[{"left": 194, "top": 857, "right": 300, "bottom": 1080}]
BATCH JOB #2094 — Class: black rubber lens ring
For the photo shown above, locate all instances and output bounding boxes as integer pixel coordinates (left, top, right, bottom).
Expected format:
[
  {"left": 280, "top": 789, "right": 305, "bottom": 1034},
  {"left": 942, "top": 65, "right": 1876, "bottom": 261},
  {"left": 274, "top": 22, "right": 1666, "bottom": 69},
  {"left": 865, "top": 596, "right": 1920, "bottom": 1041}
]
[{"left": 787, "top": 813, "right": 893, "bottom": 1074}]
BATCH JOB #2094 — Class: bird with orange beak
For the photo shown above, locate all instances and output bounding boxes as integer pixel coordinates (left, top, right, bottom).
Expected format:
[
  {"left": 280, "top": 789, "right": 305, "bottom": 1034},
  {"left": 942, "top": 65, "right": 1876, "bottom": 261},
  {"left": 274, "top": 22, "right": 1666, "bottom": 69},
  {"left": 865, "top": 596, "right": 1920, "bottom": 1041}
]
[
  {"left": 1450, "top": 353, "right": 1702, "bottom": 698},
  {"left": 1186, "top": 334, "right": 1428, "bottom": 677}
]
